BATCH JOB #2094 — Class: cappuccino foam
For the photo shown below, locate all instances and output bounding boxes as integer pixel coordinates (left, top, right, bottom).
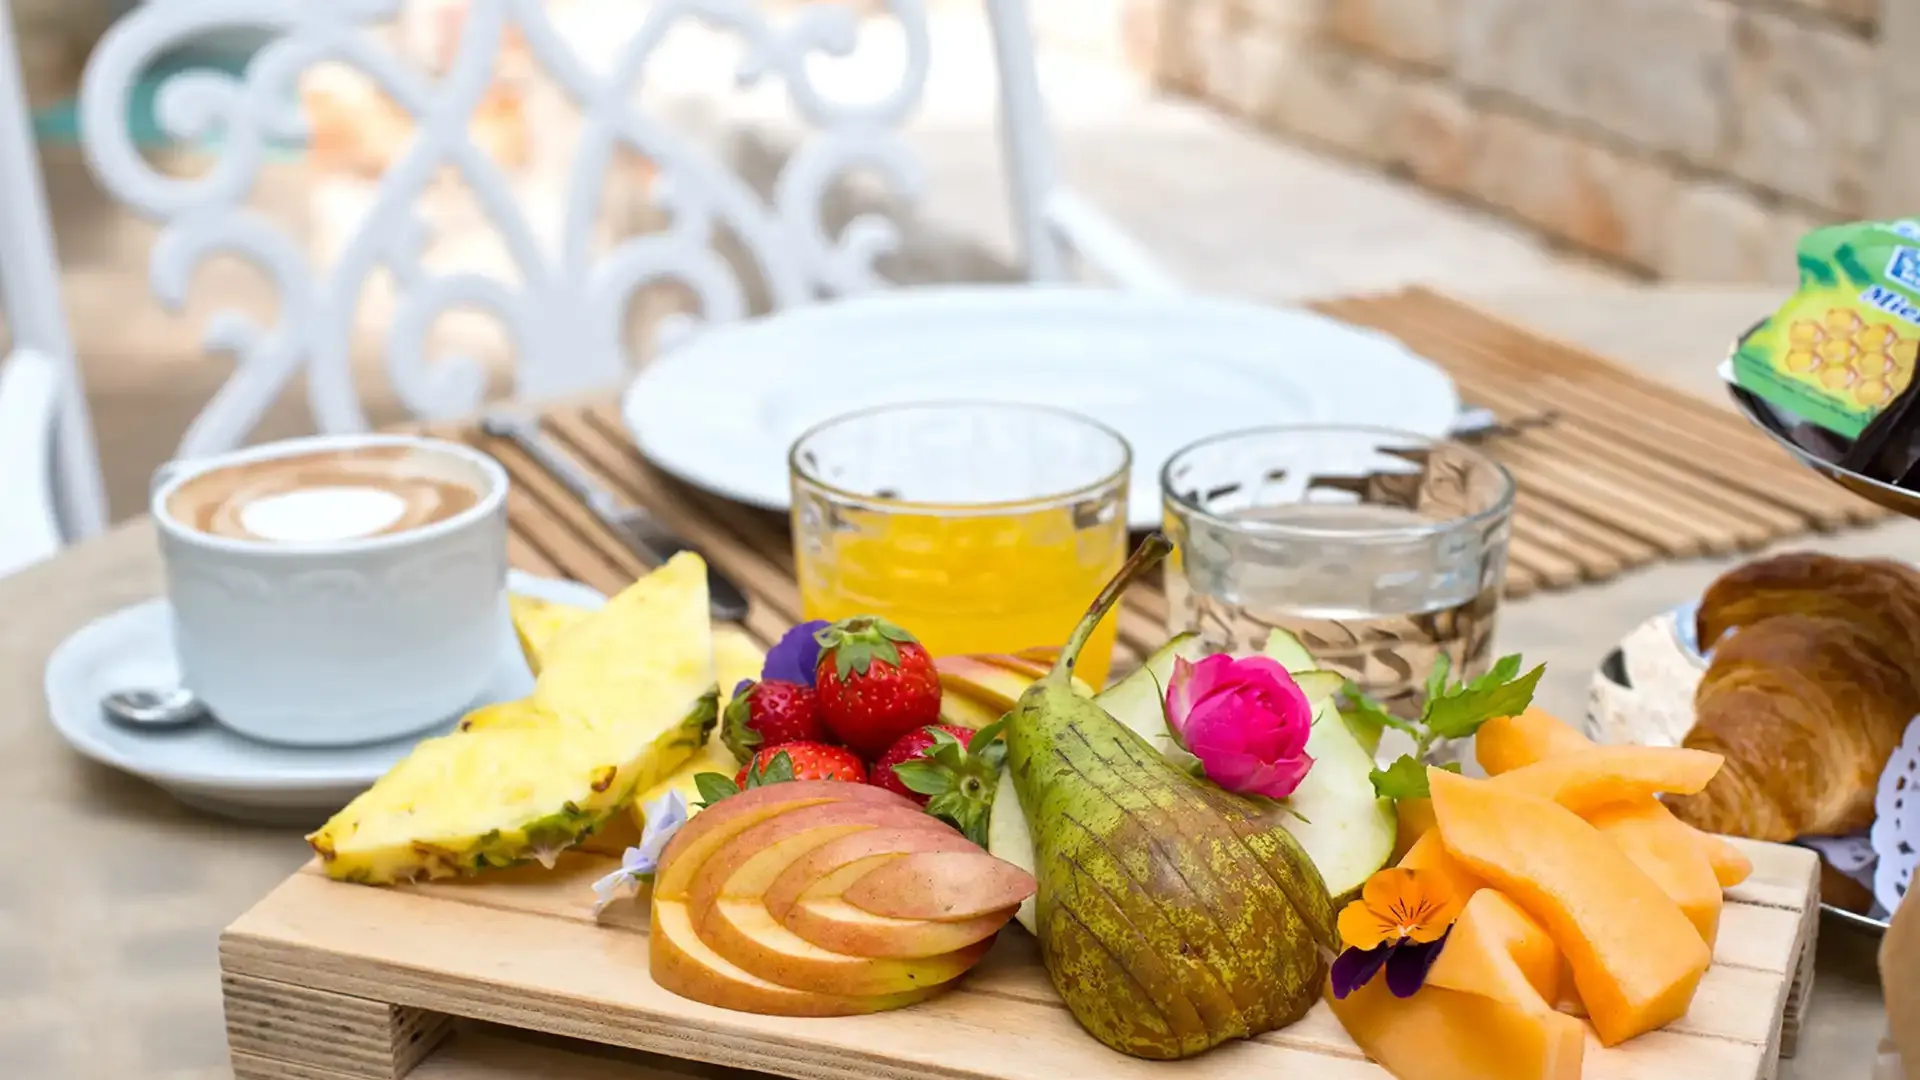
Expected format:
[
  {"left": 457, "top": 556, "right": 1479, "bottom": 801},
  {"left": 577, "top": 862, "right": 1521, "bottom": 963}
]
[{"left": 166, "top": 445, "right": 486, "bottom": 544}]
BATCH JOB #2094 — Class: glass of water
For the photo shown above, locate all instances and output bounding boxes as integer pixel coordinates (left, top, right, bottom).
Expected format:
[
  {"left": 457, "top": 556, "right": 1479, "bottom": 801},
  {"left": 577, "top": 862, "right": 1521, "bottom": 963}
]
[{"left": 1160, "top": 426, "right": 1516, "bottom": 720}]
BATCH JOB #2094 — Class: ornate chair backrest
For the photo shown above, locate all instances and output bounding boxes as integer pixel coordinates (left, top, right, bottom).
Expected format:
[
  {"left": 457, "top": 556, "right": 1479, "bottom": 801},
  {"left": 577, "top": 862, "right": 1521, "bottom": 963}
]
[{"left": 66, "top": 0, "right": 1095, "bottom": 467}]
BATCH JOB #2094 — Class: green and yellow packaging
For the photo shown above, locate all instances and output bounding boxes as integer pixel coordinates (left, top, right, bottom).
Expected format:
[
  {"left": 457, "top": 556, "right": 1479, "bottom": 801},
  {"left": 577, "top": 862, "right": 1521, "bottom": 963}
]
[{"left": 1733, "top": 219, "right": 1920, "bottom": 438}]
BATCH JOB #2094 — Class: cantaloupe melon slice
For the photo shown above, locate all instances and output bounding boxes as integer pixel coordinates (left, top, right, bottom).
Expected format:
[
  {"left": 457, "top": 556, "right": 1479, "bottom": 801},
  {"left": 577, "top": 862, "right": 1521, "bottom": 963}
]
[
  {"left": 1473, "top": 709, "right": 1752, "bottom": 888},
  {"left": 1699, "top": 835, "right": 1752, "bottom": 888},
  {"left": 1329, "top": 927, "right": 1584, "bottom": 1080},
  {"left": 1427, "top": 769, "right": 1712, "bottom": 1046},
  {"left": 1395, "top": 797, "right": 1437, "bottom": 863},
  {"left": 1426, "top": 890, "right": 1561, "bottom": 1004},
  {"left": 1398, "top": 830, "right": 1487, "bottom": 902},
  {"left": 1588, "top": 800, "right": 1723, "bottom": 946},
  {"left": 1475, "top": 707, "right": 1592, "bottom": 776},
  {"left": 1488, "top": 746, "right": 1724, "bottom": 815}
]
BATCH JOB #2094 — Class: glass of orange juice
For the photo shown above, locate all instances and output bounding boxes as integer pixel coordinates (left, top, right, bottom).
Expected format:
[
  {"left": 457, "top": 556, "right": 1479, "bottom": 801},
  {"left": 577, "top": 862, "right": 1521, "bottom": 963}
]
[{"left": 790, "top": 402, "right": 1131, "bottom": 688}]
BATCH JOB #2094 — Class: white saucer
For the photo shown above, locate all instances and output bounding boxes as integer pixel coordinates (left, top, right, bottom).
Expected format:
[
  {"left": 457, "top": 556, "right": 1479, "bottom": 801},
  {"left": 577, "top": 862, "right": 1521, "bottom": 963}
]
[{"left": 44, "top": 571, "right": 608, "bottom": 826}]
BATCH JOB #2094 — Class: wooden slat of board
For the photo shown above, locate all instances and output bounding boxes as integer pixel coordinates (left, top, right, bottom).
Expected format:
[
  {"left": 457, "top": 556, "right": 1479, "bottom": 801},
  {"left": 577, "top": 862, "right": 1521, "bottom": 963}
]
[
  {"left": 1502, "top": 524, "right": 1589, "bottom": 588},
  {"left": 1502, "top": 560, "right": 1538, "bottom": 600},
  {"left": 1453, "top": 380, "right": 1811, "bottom": 539},
  {"left": 1511, "top": 491, "right": 1661, "bottom": 570},
  {"left": 1315, "top": 295, "right": 1849, "bottom": 521},
  {"left": 525, "top": 411, "right": 795, "bottom": 647},
  {"left": 579, "top": 407, "right": 795, "bottom": 574},
  {"left": 412, "top": 1025, "right": 734, "bottom": 1079},
  {"left": 506, "top": 531, "right": 563, "bottom": 580},
  {"left": 221, "top": 837, "right": 1813, "bottom": 1080},
  {"left": 1391, "top": 289, "right": 1790, "bottom": 441},
  {"left": 1506, "top": 506, "right": 1620, "bottom": 581},
  {"left": 1322, "top": 293, "right": 1877, "bottom": 526},
  {"left": 374, "top": 846, "right": 1812, "bottom": 979},
  {"left": 473, "top": 431, "right": 652, "bottom": 584},
  {"left": 1481, "top": 444, "right": 1712, "bottom": 556}
]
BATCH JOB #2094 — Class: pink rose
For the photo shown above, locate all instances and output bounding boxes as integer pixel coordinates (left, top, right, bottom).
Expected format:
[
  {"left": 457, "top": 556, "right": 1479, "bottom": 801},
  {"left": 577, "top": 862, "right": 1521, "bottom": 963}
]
[{"left": 1165, "top": 654, "right": 1315, "bottom": 799}]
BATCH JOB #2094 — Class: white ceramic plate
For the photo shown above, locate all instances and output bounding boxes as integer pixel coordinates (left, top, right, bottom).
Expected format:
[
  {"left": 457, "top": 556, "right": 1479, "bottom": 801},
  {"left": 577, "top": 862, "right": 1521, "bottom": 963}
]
[
  {"left": 44, "top": 572, "right": 606, "bottom": 825},
  {"left": 622, "top": 286, "right": 1462, "bottom": 528}
]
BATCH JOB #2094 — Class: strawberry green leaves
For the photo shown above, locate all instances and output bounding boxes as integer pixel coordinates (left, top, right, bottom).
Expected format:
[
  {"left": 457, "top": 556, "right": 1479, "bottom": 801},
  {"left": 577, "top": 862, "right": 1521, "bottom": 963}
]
[
  {"left": 1359, "top": 653, "right": 1545, "bottom": 801},
  {"left": 889, "top": 718, "right": 1008, "bottom": 846},
  {"left": 814, "top": 616, "right": 918, "bottom": 680},
  {"left": 693, "top": 750, "right": 796, "bottom": 808}
]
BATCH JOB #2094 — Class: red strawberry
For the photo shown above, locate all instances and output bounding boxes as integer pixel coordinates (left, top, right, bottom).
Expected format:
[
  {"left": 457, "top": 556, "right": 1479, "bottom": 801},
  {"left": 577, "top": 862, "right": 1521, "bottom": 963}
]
[
  {"left": 813, "top": 617, "right": 943, "bottom": 757},
  {"left": 721, "top": 679, "right": 824, "bottom": 763},
  {"left": 871, "top": 721, "right": 1007, "bottom": 846},
  {"left": 733, "top": 742, "right": 867, "bottom": 788},
  {"left": 871, "top": 724, "right": 980, "bottom": 801}
]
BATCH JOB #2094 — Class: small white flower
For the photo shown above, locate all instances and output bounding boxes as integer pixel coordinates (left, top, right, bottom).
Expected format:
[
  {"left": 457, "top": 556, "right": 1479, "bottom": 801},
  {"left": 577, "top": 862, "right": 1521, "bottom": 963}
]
[{"left": 590, "top": 791, "right": 689, "bottom": 916}]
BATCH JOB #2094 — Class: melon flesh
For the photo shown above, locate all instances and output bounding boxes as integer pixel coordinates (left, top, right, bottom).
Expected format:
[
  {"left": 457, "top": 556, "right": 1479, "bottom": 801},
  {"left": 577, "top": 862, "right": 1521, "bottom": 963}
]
[
  {"left": 1427, "top": 769, "right": 1711, "bottom": 1046},
  {"left": 1475, "top": 707, "right": 1592, "bottom": 776},
  {"left": 1329, "top": 968, "right": 1583, "bottom": 1080},
  {"left": 1473, "top": 709, "right": 1752, "bottom": 888},
  {"left": 1695, "top": 832, "right": 1753, "bottom": 888},
  {"left": 1395, "top": 797, "right": 1437, "bottom": 863},
  {"left": 1426, "top": 890, "right": 1561, "bottom": 1004},
  {"left": 1588, "top": 800, "right": 1723, "bottom": 946},
  {"left": 1397, "top": 830, "right": 1487, "bottom": 903},
  {"left": 1488, "top": 746, "right": 1724, "bottom": 815}
]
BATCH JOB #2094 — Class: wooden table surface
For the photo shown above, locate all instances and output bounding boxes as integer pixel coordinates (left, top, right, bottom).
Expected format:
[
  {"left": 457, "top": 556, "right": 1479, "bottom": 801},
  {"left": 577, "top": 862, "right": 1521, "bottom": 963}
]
[{"left": 0, "top": 286, "right": 1898, "bottom": 1079}]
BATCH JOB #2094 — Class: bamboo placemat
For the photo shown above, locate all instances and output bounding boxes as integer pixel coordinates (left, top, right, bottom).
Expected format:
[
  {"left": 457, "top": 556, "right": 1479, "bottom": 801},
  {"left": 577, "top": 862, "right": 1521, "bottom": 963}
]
[{"left": 435, "top": 288, "right": 1890, "bottom": 675}]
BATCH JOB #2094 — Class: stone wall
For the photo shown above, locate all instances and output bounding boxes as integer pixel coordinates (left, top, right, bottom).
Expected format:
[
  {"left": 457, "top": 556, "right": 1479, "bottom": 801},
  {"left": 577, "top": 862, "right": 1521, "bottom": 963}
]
[{"left": 1129, "top": 0, "right": 1920, "bottom": 283}]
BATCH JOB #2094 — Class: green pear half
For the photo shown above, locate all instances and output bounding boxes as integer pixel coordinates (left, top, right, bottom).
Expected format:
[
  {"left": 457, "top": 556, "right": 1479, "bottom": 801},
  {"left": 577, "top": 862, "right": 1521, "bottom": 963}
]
[
  {"left": 990, "top": 629, "right": 1395, "bottom": 927},
  {"left": 998, "top": 534, "right": 1338, "bottom": 1060}
]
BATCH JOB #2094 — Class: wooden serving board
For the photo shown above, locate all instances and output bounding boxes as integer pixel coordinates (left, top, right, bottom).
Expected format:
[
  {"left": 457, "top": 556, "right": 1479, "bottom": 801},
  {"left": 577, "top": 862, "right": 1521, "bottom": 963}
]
[{"left": 220, "top": 838, "right": 1820, "bottom": 1080}]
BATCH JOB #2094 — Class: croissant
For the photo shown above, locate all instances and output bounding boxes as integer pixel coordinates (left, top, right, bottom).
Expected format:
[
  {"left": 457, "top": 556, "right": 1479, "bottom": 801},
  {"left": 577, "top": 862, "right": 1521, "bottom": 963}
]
[
  {"left": 1667, "top": 612, "right": 1919, "bottom": 841},
  {"left": 1694, "top": 551, "right": 1920, "bottom": 652}
]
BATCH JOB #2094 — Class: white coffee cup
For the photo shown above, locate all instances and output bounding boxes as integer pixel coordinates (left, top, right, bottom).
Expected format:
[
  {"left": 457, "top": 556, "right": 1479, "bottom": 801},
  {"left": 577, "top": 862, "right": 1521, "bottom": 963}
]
[{"left": 151, "top": 433, "right": 510, "bottom": 747}]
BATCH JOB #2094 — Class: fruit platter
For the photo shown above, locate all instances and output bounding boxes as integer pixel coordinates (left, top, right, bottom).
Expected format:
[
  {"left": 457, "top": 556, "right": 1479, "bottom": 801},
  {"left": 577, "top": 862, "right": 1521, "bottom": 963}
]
[{"left": 220, "top": 537, "right": 1819, "bottom": 1080}]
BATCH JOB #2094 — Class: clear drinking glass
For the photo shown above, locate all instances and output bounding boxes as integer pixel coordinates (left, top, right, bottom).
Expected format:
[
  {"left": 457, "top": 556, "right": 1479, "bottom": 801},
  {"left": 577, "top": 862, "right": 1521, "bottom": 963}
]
[
  {"left": 791, "top": 403, "right": 1132, "bottom": 689},
  {"left": 1161, "top": 425, "right": 1515, "bottom": 720}
]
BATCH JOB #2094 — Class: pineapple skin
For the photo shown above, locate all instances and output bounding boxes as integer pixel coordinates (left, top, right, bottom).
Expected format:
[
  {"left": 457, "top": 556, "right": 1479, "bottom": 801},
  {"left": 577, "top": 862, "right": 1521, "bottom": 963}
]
[
  {"left": 626, "top": 625, "right": 768, "bottom": 826},
  {"left": 308, "top": 553, "right": 720, "bottom": 884},
  {"left": 310, "top": 690, "right": 717, "bottom": 884}
]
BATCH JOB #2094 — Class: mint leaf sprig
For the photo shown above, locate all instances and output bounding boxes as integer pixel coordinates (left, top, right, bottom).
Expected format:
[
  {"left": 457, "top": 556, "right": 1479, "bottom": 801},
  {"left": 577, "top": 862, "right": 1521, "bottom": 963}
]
[{"left": 1349, "top": 653, "right": 1545, "bottom": 801}]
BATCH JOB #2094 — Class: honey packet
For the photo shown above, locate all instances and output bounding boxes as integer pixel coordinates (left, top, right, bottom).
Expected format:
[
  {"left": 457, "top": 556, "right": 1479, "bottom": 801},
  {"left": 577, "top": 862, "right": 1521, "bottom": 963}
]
[{"left": 1732, "top": 219, "right": 1920, "bottom": 440}]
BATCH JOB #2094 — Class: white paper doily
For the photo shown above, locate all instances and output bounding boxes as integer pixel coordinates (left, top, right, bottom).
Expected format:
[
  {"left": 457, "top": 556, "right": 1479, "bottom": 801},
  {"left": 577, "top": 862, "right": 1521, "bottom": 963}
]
[{"left": 1872, "top": 718, "right": 1920, "bottom": 915}]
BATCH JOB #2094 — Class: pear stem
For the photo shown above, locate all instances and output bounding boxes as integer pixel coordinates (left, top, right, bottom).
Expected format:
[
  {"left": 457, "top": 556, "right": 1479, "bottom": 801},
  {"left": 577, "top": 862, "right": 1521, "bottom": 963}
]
[{"left": 1048, "top": 532, "right": 1174, "bottom": 683}]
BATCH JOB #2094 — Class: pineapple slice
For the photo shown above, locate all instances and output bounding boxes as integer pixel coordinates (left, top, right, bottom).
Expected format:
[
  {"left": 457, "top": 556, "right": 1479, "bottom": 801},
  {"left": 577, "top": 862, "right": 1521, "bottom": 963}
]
[
  {"left": 308, "top": 554, "right": 720, "bottom": 884},
  {"left": 711, "top": 626, "right": 767, "bottom": 712},
  {"left": 628, "top": 626, "right": 769, "bottom": 823},
  {"left": 508, "top": 592, "right": 595, "bottom": 677}
]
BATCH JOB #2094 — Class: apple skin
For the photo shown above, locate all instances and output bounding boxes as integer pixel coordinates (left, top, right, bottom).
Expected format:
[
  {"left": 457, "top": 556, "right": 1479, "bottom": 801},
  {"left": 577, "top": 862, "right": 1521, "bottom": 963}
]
[
  {"left": 684, "top": 802, "right": 948, "bottom": 918},
  {"left": 783, "top": 896, "right": 1013, "bottom": 959},
  {"left": 841, "top": 851, "right": 1036, "bottom": 922},
  {"left": 650, "top": 900, "right": 938, "bottom": 1016},
  {"left": 763, "top": 826, "right": 980, "bottom": 922},
  {"left": 935, "top": 654, "right": 1092, "bottom": 730},
  {"left": 648, "top": 782, "right": 1022, "bottom": 1012},
  {"left": 656, "top": 782, "right": 914, "bottom": 900},
  {"left": 701, "top": 897, "right": 994, "bottom": 996}
]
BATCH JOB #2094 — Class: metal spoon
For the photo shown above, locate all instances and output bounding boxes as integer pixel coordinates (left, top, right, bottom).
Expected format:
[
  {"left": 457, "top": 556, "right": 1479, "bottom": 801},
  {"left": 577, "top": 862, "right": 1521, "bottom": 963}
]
[{"left": 102, "top": 686, "right": 211, "bottom": 731}]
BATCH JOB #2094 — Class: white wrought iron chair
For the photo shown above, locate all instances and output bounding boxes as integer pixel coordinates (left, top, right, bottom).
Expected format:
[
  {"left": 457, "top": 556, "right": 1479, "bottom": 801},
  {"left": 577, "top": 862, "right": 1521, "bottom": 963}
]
[
  {"left": 0, "top": 0, "right": 1174, "bottom": 575},
  {"left": 0, "top": 0, "right": 107, "bottom": 577}
]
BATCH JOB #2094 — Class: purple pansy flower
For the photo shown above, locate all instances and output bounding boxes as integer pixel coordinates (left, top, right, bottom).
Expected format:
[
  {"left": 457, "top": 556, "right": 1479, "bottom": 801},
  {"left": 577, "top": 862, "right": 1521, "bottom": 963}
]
[
  {"left": 763, "top": 620, "right": 829, "bottom": 686},
  {"left": 1329, "top": 932, "right": 1452, "bottom": 1000}
]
